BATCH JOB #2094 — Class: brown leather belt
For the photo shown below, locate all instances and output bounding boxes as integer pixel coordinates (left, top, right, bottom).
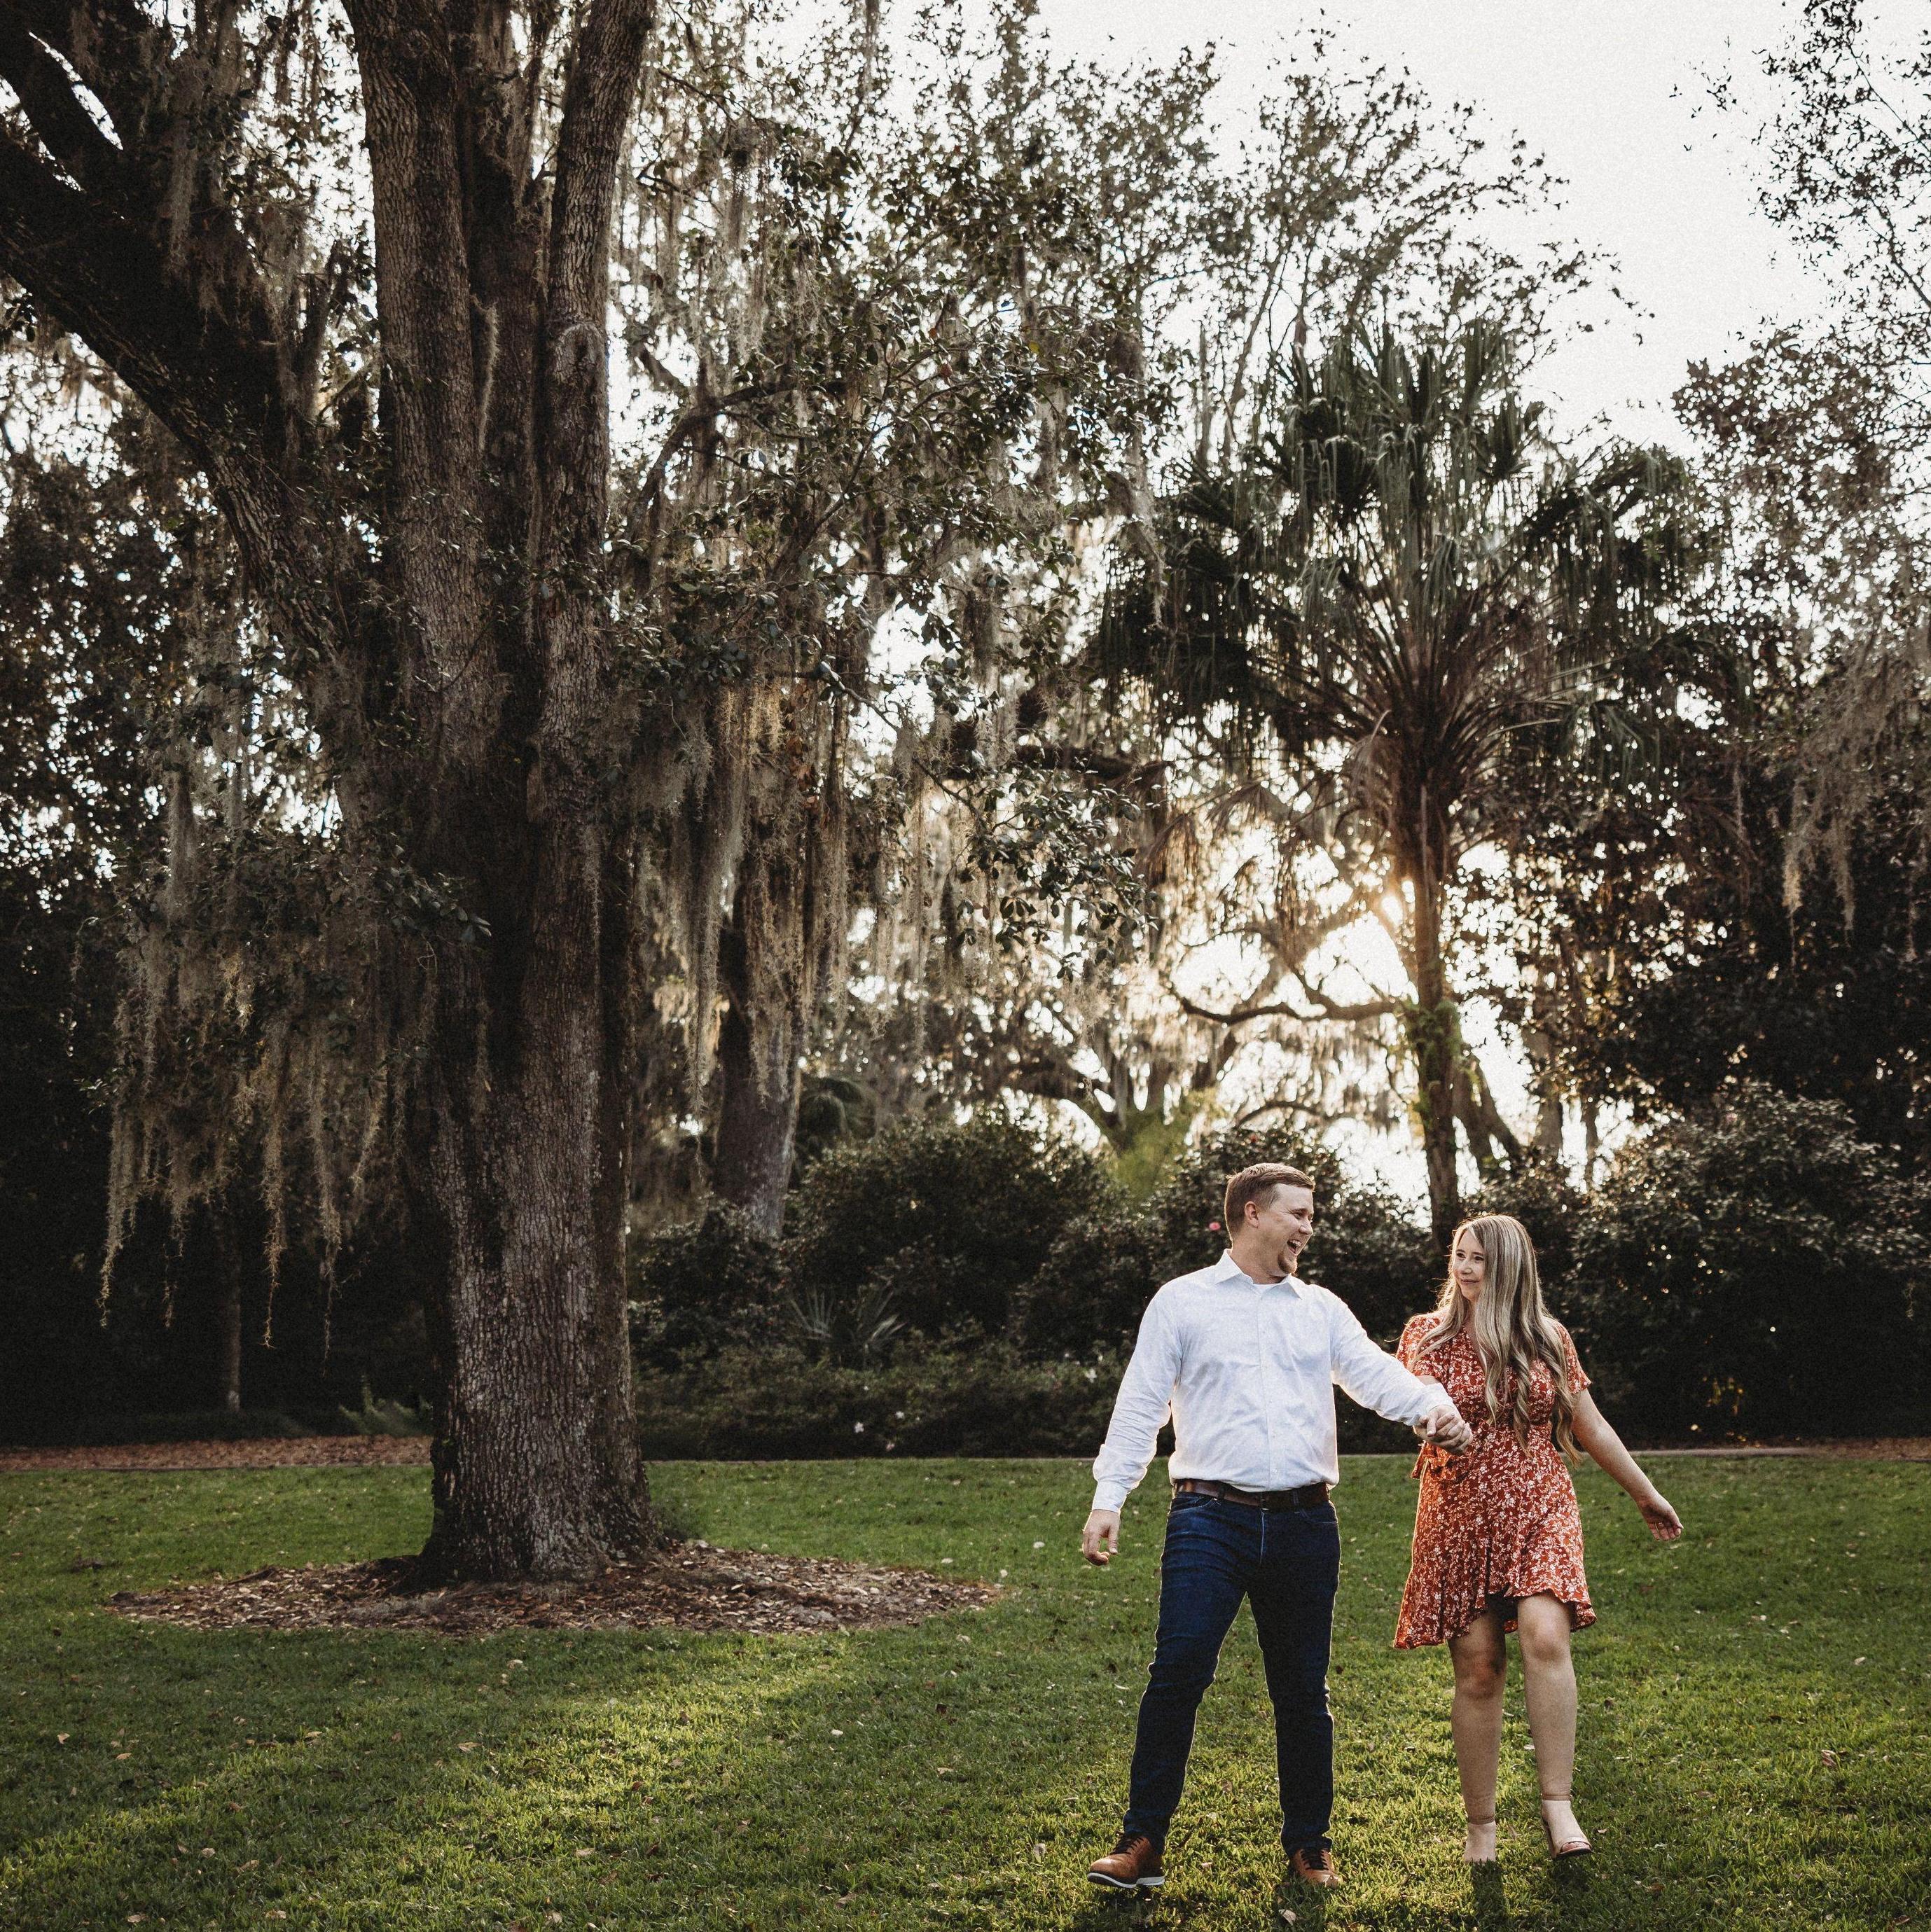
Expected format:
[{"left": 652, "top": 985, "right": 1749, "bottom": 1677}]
[{"left": 1174, "top": 1477, "right": 1330, "bottom": 1511}]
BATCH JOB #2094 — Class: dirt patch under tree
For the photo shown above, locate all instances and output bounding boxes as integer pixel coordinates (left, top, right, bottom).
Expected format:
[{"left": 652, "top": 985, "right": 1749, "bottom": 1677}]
[{"left": 107, "top": 1543, "right": 996, "bottom": 1639}]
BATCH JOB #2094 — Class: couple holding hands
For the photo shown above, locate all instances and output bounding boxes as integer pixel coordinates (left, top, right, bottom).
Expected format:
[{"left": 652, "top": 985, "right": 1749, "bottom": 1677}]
[{"left": 1079, "top": 1162, "right": 1682, "bottom": 1896}]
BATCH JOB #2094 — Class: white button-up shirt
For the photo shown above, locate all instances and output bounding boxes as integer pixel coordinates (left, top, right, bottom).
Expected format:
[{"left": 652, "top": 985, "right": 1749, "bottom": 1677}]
[{"left": 1091, "top": 1250, "right": 1448, "bottom": 1511}]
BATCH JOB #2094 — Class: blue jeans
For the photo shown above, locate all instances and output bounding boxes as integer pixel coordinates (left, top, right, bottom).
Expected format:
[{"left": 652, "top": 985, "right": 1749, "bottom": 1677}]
[{"left": 1122, "top": 1490, "right": 1341, "bottom": 1855}]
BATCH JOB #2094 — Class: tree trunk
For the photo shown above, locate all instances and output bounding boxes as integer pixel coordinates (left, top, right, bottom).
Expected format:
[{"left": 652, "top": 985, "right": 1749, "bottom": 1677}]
[
  {"left": 413, "top": 803, "right": 653, "bottom": 1582},
  {"left": 714, "top": 924, "right": 801, "bottom": 1238},
  {"left": 1404, "top": 834, "right": 1462, "bottom": 1249},
  {"left": 704, "top": 708, "right": 841, "bottom": 1239},
  {"left": 216, "top": 1216, "right": 242, "bottom": 1417},
  {"left": 1453, "top": 1051, "right": 1522, "bottom": 1184}
]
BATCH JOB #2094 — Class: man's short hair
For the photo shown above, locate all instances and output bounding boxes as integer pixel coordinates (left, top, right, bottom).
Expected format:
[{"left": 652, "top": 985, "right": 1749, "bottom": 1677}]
[{"left": 1223, "top": 1162, "right": 1315, "bottom": 1231}]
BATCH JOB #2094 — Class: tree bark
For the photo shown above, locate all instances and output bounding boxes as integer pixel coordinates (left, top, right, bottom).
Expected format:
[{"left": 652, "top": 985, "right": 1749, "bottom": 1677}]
[
  {"left": 713, "top": 936, "right": 802, "bottom": 1238},
  {"left": 1401, "top": 809, "right": 1462, "bottom": 1249},
  {"left": 216, "top": 1217, "right": 243, "bottom": 1418},
  {"left": 704, "top": 694, "right": 841, "bottom": 1239},
  {"left": 414, "top": 902, "right": 650, "bottom": 1579}
]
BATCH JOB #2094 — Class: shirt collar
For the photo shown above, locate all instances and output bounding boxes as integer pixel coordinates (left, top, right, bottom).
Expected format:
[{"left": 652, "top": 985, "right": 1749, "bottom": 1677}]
[{"left": 1212, "top": 1249, "right": 1303, "bottom": 1294}]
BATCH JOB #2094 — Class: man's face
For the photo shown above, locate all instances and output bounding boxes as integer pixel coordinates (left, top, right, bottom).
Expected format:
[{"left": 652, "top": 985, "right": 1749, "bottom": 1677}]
[{"left": 1245, "top": 1184, "right": 1315, "bottom": 1278}]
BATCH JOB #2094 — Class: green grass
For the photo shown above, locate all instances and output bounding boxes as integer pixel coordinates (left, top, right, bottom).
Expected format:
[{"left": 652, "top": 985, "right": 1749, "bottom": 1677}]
[{"left": 1, "top": 1457, "right": 1925, "bottom": 1931}]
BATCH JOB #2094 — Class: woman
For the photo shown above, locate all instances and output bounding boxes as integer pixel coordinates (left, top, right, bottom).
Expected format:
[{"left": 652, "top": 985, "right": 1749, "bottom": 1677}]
[{"left": 1395, "top": 1214, "right": 1682, "bottom": 1863}]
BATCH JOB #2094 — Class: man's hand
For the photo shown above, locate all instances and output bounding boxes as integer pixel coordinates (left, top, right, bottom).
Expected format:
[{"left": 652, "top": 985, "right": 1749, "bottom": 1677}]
[
  {"left": 1082, "top": 1508, "right": 1122, "bottom": 1566},
  {"left": 1420, "top": 1400, "right": 1474, "bottom": 1455}
]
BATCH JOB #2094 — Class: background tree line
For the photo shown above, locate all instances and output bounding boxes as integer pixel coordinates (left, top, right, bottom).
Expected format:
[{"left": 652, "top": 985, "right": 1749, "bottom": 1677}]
[{"left": 1, "top": 3, "right": 1927, "bottom": 1518}]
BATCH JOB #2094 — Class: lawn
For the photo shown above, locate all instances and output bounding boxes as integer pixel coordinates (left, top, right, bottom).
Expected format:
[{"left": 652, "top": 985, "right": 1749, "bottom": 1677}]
[{"left": 0, "top": 1455, "right": 1925, "bottom": 1931}]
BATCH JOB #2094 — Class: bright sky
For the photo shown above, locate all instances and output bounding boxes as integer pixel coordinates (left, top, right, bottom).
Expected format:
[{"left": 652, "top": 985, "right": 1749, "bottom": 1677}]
[
  {"left": 1035, "top": 0, "right": 1829, "bottom": 443},
  {"left": 1025, "top": 0, "right": 1832, "bottom": 1197}
]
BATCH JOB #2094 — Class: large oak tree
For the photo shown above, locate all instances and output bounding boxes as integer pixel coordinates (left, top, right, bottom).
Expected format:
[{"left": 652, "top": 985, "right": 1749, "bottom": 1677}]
[{"left": 0, "top": 0, "right": 699, "bottom": 1579}]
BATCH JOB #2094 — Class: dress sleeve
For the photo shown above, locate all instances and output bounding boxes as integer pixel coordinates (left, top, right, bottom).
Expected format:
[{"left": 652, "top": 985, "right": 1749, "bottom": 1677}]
[
  {"left": 1557, "top": 1323, "right": 1591, "bottom": 1395},
  {"left": 1397, "top": 1312, "right": 1430, "bottom": 1372}
]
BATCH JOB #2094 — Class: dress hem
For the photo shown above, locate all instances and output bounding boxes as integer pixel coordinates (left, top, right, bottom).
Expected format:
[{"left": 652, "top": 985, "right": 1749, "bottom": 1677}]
[{"left": 1392, "top": 1590, "right": 1596, "bottom": 1650}]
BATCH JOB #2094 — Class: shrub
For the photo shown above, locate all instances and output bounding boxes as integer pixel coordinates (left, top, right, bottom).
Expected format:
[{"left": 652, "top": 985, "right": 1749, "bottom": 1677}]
[
  {"left": 628, "top": 1202, "right": 783, "bottom": 1370},
  {"left": 1469, "top": 1153, "right": 1588, "bottom": 1292},
  {"left": 1009, "top": 1209, "right": 1159, "bottom": 1358},
  {"left": 1566, "top": 1085, "right": 1931, "bottom": 1438},
  {"left": 634, "top": 1337, "right": 1124, "bottom": 1459},
  {"left": 782, "top": 1113, "right": 1113, "bottom": 1339},
  {"left": 1301, "top": 1181, "right": 1440, "bottom": 1344}
]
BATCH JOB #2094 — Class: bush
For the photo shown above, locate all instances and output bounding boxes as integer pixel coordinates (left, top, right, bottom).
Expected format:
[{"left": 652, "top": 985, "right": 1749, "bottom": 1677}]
[
  {"left": 1301, "top": 1181, "right": 1440, "bottom": 1345},
  {"left": 1009, "top": 1209, "right": 1159, "bottom": 1358},
  {"left": 628, "top": 1202, "right": 783, "bottom": 1370},
  {"left": 782, "top": 1113, "right": 1113, "bottom": 1339},
  {"left": 1566, "top": 1085, "right": 1931, "bottom": 1438},
  {"left": 634, "top": 1337, "right": 1125, "bottom": 1459},
  {"left": 62, "top": 1409, "right": 313, "bottom": 1445},
  {"left": 1469, "top": 1153, "right": 1588, "bottom": 1292}
]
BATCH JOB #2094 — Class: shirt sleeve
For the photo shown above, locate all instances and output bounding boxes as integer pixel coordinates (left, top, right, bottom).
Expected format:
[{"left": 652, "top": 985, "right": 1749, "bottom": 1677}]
[
  {"left": 1328, "top": 1296, "right": 1448, "bottom": 1428},
  {"left": 1091, "top": 1290, "right": 1182, "bottom": 1513}
]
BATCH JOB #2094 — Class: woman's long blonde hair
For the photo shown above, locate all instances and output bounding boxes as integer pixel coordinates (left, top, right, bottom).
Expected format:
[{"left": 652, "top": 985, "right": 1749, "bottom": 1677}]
[{"left": 1419, "top": 1214, "right": 1579, "bottom": 1452}]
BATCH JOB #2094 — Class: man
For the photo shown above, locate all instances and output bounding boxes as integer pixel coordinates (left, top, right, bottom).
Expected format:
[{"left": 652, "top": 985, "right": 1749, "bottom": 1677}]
[{"left": 1081, "top": 1162, "right": 1473, "bottom": 1896}]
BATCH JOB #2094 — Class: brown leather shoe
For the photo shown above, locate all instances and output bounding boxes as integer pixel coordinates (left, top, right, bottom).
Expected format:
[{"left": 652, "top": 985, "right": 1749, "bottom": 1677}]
[
  {"left": 1087, "top": 1832, "right": 1165, "bottom": 1891},
  {"left": 1288, "top": 1844, "right": 1343, "bottom": 1890}
]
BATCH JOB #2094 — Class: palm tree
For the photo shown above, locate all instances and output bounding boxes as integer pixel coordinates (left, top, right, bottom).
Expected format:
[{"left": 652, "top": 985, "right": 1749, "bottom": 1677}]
[{"left": 1099, "top": 320, "right": 1689, "bottom": 1242}]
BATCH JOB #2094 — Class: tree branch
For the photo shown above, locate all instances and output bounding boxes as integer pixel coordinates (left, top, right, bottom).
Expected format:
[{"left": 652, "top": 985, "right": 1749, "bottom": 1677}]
[
  {"left": 0, "top": 124, "right": 341, "bottom": 667},
  {"left": 0, "top": 2, "right": 129, "bottom": 195},
  {"left": 546, "top": 0, "right": 654, "bottom": 324},
  {"left": 3, "top": 0, "right": 165, "bottom": 151},
  {"left": 1172, "top": 984, "right": 1398, "bottom": 1029}
]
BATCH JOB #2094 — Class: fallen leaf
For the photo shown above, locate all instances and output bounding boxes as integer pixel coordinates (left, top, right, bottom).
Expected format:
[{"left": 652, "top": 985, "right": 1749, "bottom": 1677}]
[
  {"left": 458, "top": 1742, "right": 477, "bottom": 1752},
  {"left": 1821, "top": 1749, "right": 1839, "bottom": 1766},
  {"left": 55, "top": 1734, "right": 67, "bottom": 1745}
]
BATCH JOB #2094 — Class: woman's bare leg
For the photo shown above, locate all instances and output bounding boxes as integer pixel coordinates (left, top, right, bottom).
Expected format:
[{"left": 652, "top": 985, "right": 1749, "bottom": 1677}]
[
  {"left": 1513, "top": 1592, "right": 1586, "bottom": 1849},
  {"left": 1446, "top": 1607, "right": 1508, "bottom": 1861}
]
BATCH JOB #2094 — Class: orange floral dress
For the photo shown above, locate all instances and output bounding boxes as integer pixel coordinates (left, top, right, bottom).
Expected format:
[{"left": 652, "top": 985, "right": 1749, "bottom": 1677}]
[{"left": 1393, "top": 1314, "right": 1593, "bottom": 1648}]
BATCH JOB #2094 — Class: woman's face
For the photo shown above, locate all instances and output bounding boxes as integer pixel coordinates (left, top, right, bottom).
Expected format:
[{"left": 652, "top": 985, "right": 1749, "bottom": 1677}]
[{"left": 1451, "top": 1228, "right": 1487, "bottom": 1304}]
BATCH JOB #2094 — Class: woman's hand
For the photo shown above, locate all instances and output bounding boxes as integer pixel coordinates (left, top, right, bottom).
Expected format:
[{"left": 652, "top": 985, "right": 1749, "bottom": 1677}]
[{"left": 1638, "top": 1491, "right": 1682, "bottom": 1541}]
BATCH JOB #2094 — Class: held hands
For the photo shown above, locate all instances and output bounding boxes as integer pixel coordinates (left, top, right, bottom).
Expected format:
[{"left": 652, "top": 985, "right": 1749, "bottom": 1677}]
[
  {"left": 1081, "top": 1508, "right": 1122, "bottom": 1566},
  {"left": 1638, "top": 1490, "right": 1682, "bottom": 1541},
  {"left": 1418, "top": 1400, "right": 1474, "bottom": 1456}
]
